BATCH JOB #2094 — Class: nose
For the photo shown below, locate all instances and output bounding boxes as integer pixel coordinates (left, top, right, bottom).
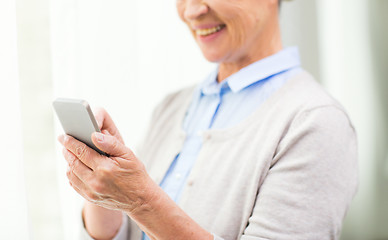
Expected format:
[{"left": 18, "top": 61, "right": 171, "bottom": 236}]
[{"left": 183, "top": 0, "right": 209, "bottom": 21}]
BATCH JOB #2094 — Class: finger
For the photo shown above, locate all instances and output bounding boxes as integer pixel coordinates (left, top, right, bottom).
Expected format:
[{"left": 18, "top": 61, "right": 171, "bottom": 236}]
[
  {"left": 93, "top": 108, "right": 124, "bottom": 143},
  {"left": 58, "top": 134, "right": 101, "bottom": 170},
  {"left": 71, "top": 158, "right": 94, "bottom": 183},
  {"left": 67, "top": 165, "right": 88, "bottom": 191},
  {"left": 67, "top": 168, "right": 96, "bottom": 203},
  {"left": 62, "top": 148, "right": 76, "bottom": 165},
  {"left": 92, "top": 132, "right": 135, "bottom": 159},
  {"left": 93, "top": 107, "right": 105, "bottom": 130}
]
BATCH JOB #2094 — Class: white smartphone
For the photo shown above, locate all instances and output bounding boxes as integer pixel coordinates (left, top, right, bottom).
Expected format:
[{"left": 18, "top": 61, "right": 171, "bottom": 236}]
[{"left": 53, "top": 98, "right": 106, "bottom": 155}]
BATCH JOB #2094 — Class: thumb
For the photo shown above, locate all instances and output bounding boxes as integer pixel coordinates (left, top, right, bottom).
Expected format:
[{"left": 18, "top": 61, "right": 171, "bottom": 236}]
[
  {"left": 93, "top": 107, "right": 104, "bottom": 130},
  {"left": 92, "top": 132, "right": 134, "bottom": 158}
]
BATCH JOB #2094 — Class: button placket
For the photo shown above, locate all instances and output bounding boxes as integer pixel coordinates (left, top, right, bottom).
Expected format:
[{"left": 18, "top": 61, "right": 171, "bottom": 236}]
[{"left": 187, "top": 179, "right": 194, "bottom": 186}]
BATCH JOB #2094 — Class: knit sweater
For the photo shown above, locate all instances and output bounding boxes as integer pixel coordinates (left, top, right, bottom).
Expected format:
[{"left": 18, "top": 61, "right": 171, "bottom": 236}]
[{"left": 81, "top": 71, "right": 358, "bottom": 240}]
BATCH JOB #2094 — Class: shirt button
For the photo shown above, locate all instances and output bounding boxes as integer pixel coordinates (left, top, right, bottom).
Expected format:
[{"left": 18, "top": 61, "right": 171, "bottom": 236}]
[
  {"left": 204, "top": 134, "right": 211, "bottom": 140},
  {"left": 176, "top": 173, "right": 182, "bottom": 180},
  {"left": 187, "top": 180, "right": 194, "bottom": 186}
]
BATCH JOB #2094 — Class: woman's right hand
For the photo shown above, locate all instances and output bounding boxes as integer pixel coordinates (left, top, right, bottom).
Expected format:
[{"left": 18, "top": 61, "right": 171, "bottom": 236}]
[{"left": 94, "top": 108, "right": 124, "bottom": 144}]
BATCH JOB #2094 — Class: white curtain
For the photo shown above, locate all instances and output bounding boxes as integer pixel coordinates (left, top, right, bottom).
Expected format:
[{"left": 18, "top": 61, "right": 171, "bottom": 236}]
[
  {"left": 0, "top": 0, "right": 30, "bottom": 239},
  {"left": 316, "top": 0, "right": 384, "bottom": 239}
]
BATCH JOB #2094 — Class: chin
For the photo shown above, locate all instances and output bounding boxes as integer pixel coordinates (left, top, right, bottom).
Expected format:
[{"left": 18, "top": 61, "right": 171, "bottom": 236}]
[{"left": 201, "top": 50, "right": 225, "bottom": 63}]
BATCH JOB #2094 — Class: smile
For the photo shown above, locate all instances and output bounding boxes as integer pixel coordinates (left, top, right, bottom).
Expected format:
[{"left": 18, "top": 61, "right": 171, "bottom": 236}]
[{"left": 195, "top": 25, "right": 226, "bottom": 37}]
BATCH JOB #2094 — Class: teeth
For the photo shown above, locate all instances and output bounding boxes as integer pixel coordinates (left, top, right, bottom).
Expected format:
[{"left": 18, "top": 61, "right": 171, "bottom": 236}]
[{"left": 196, "top": 25, "right": 224, "bottom": 36}]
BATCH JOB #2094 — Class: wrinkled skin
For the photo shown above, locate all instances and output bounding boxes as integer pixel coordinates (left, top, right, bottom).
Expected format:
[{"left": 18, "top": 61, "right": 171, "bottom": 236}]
[
  {"left": 59, "top": 108, "right": 157, "bottom": 213},
  {"left": 60, "top": 109, "right": 213, "bottom": 239}
]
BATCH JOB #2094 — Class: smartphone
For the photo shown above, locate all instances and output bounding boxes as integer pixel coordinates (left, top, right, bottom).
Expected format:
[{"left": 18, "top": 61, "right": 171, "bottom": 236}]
[{"left": 53, "top": 98, "right": 106, "bottom": 155}]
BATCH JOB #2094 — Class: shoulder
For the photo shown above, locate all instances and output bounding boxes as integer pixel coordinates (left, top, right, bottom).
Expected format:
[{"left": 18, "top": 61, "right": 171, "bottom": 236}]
[
  {"left": 271, "top": 71, "right": 358, "bottom": 187},
  {"left": 291, "top": 71, "right": 347, "bottom": 109},
  {"left": 282, "top": 71, "right": 343, "bottom": 109},
  {"left": 264, "top": 70, "right": 357, "bottom": 164},
  {"left": 272, "top": 70, "right": 355, "bottom": 131},
  {"left": 272, "top": 70, "right": 357, "bottom": 161}
]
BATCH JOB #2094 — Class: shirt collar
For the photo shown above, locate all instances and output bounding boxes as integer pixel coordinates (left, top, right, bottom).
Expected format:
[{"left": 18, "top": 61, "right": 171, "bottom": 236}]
[{"left": 199, "top": 47, "right": 301, "bottom": 95}]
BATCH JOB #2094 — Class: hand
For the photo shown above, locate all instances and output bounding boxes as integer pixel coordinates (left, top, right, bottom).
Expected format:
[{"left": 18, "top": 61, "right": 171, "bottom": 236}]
[
  {"left": 59, "top": 109, "right": 212, "bottom": 240},
  {"left": 58, "top": 132, "right": 157, "bottom": 213},
  {"left": 93, "top": 107, "right": 124, "bottom": 144}
]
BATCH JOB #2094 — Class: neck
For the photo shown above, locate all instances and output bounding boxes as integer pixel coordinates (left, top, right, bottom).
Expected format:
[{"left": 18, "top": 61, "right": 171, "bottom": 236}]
[{"left": 217, "top": 19, "right": 282, "bottom": 83}]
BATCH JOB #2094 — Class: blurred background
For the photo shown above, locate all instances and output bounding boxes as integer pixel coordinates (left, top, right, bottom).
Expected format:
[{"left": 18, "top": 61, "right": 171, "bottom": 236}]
[{"left": 1, "top": 0, "right": 387, "bottom": 239}]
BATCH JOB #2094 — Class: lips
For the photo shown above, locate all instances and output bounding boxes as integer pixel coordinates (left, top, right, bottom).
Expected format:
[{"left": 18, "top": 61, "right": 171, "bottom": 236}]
[{"left": 194, "top": 24, "right": 226, "bottom": 37}]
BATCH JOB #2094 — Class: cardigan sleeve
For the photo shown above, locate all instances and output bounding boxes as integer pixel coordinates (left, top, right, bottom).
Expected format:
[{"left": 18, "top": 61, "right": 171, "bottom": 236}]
[
  {"left": 240, "top": 106, "right": 358, "bottom": 240},
  {"left": 79, "top": 213, "right": 129, "bottom": 240}
]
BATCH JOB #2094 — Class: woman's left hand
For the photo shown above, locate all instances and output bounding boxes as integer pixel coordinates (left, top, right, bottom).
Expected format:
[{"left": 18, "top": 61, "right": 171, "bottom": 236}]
[{"left": 58, "top": 132, "right": 157, "bottom": 213}]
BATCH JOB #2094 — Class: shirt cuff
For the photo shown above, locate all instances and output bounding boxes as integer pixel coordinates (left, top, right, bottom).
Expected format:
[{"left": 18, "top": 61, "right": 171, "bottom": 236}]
[
  {"left": 79, "top": 212, "right": 129, "bottom": 240},
  {"left": 112, "top": 213, "right": 129, "bottom": 240}
]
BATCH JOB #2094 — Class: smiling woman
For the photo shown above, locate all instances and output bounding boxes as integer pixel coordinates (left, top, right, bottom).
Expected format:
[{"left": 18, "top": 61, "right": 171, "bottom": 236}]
[
  {"left": 54, "top": 0, "right": 359, "bottom": 240},
  {"left": 5, "top": 0, "right": 386, "bottom": 238}
]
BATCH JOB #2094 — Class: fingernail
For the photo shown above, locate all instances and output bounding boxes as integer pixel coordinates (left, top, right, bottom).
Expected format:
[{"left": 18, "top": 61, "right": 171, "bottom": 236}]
[{"left": 95, "top": 132, "right": 104, "bottom": 142}]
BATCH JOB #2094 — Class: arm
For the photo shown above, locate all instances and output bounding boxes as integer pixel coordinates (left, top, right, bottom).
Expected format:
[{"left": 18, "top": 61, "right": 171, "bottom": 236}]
[
  {"left": 124, "top": 181, "right": 213, "bottom": 240},
  {"left": 241, "top": 106, "right": 358, "bottom": 239},
  {"left": 82, "top": 203, "right": 123, "bottom": 239}
]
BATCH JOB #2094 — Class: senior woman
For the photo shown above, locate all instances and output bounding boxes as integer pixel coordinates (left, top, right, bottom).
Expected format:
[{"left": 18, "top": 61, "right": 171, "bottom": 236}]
[{"left": 59, "top": 0, "right": 358, "bottom": 239}]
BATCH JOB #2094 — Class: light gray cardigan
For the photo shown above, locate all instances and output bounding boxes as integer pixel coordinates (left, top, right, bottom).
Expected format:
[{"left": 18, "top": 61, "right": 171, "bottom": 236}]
[{"left": 81, "top": 71, "right": 358, "bottom": 240}]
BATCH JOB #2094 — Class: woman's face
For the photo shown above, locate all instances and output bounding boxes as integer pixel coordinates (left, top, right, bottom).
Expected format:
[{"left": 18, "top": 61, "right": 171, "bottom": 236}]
[{"left": 176, "top": 0, "right": 278, "bottom": 64}]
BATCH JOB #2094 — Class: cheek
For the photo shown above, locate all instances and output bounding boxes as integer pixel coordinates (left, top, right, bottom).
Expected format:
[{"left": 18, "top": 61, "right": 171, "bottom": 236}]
[
  {"left": 228, "top": 9, "right": 263, "bottom": 49},
  {"left": 224, "top": 14, "right": 252, "bottom": 50},
  {"left": 213, "top": 1, "right": 259, "bottom": 48},
  {"left": 209, "top": 4, "right": 240, "bottom": 46},
  {"left": 176, "top": 1, "right": 185, "bottom": 22}
]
